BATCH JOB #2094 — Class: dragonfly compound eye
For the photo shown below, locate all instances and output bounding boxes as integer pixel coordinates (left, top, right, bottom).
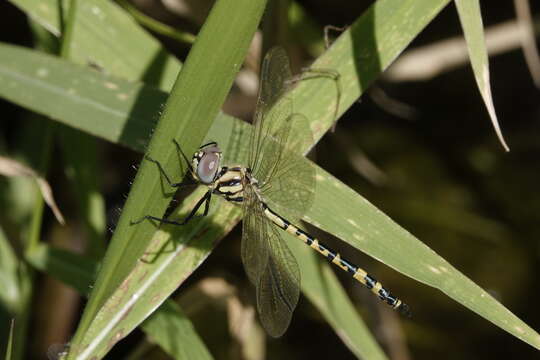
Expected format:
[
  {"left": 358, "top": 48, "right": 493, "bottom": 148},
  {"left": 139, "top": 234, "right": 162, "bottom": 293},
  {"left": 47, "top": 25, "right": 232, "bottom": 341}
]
[{"left": 197, "top": 146, "right": 221, "bottom": 184}]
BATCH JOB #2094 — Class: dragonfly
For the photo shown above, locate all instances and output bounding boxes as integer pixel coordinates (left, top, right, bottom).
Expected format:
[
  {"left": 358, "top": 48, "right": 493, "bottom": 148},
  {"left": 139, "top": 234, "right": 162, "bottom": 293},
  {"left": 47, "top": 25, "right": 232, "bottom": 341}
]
[{"left": 133, "top": 47, "right": 410, "bottom": 337}]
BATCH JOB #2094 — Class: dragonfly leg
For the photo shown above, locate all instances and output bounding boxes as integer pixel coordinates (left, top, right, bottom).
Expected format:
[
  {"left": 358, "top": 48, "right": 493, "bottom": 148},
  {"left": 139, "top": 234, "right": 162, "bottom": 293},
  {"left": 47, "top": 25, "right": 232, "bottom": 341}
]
[
  {"left": 287, "top": 68, "right": 341, "bottom": 131},
  {"left": 144, "top": 154, "right": 184, "bottom": 188},
  {"left": 131, "top": 190, "right": 212, "bottom": 226},
  {"left": 172, "top": 139, "right": 193, "bottom": 173},
  {"left": 144, "top": 138, "right": 200, "bottom": 188},
  {"left": 323, "top": 24, "right": 348, "bottom": 49}
]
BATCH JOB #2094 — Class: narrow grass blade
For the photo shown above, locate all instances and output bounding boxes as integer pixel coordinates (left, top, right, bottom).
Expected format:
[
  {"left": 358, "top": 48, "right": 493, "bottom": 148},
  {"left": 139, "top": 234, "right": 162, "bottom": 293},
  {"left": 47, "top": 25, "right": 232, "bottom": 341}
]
[
  {"left": 305, "top": 167, "right": 540, "bottom": 350},
  {"left": 514, "top": 0, "right": 540, "bottom": 87},
  {"left": 5, "top": 319, "right": 14, "bottom": 360},
  {"left": 56, "top": 0, "right": 107, "bottom": 259},
  {"left": 71, "top": 188, "right": 237, "bottom": 359},
  {"left": 141, "top": 300, "right": 213, "bottom": 360},
  {"left": 454, "top": 0, "right": 510, "bottom": 151},
  {"left": 288, "top": 236, "right": 389, "bottom": 360},
  {"left": 24, "top": 242, "right": 213, "bottom": 359},
  {"left": 115, "top": 0, "right": 196, "bottom": 45},
  {"left": 25, "top": 244, "right": 98, "bottom": 295},
  {"left": 0, "top": 43, "right": 160, "bottom": 153},
  {"left": 0, "top": 228, "right": 21, "bottom": 314},
  {"left": 8, "top": 0, "right": 181, "bottom": 90},
  {"left": 59, "top": 129, "right": 107, "bottom": 258},
  {"left": 67, "top": 0, "right": 267, "bottom": 357},
  {"left": 290, "top": 0, "right": 452, "bottom": 143}
]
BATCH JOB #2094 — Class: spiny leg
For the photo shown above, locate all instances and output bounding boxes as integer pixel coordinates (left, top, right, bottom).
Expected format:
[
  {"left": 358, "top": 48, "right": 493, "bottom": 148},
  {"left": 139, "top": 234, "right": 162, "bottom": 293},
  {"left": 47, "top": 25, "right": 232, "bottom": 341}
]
[
  {"left": 323, "top": 24, "right": 348, "bottom": 49},
  {"left": 172, "top": 139, "right": 195, "bottom": 176},
  {"left": 144, "top": 138, "right": 194, "bottom": 188},
  {"left": 144, "top": 154, "right": 184, "bottom": 188},
  {"left": 131, "top": 190, "right": 212, "bottom": 226},
  {"left": 287, "top": 67, "right": 342, "bottom": 131},
  {"left": 263, "top": 204, "right": 410, "bottom": 316}
]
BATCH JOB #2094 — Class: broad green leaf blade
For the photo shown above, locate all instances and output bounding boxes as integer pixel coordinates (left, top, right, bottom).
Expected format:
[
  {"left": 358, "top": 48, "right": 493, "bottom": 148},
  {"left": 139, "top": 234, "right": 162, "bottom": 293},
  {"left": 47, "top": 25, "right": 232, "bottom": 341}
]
[
  {"left": 288, "top": 237, "right": 389, "bottom": 360},
  {"left": 9, "top": 0, "right": 181, "bottom": 90},
  {"left": 0, "top": 43, "right": 159, "bottom": 152},
  {"left": 24, "top": 243, "right": 213, "bottom": 360},
  {"left": 68, "top": 0, "right": 267, "bottom": 358},
  {"left": 142, "top": 300, "right": 213, "bottom": 360},
  {"left": 454, "top": 0, "right": 510, "bottom": 151},
  {"left": 0, "top": 227, "right": 21, "bottom": 314}
]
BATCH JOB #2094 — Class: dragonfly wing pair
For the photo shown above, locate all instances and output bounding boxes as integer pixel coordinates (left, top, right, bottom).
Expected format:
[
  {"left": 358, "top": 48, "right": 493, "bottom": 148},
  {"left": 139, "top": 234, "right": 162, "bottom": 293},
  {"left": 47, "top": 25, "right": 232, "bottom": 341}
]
[{"left": 241, "top": 47, "right": 315, "bottom": 337}]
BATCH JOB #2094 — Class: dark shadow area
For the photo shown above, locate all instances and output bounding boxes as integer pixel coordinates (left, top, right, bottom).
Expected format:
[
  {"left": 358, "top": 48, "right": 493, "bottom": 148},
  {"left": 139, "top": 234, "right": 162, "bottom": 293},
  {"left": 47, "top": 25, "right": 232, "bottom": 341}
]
[
  {"left": 348, "top": 2, "right": 381, "bottom": 97},
  {"left": 140, "top": 47, "right": 174, "bottom": 89}
]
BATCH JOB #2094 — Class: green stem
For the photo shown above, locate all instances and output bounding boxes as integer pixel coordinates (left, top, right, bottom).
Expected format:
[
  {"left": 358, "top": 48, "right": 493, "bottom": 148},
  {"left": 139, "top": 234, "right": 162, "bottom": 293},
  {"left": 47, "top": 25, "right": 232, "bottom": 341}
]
[{"left": 116, "top": 0, "right": 196, "bottom": 44}]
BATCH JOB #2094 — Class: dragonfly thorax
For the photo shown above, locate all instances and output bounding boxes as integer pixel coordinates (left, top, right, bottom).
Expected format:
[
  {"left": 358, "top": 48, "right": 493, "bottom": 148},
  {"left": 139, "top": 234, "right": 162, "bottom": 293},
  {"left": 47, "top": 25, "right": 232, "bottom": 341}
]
[
  {"left": 192, "top": 142, "right": 261, "bottom": 203},
  {"left": 210, "top": 166, "right": 263, "bottom": 204}
]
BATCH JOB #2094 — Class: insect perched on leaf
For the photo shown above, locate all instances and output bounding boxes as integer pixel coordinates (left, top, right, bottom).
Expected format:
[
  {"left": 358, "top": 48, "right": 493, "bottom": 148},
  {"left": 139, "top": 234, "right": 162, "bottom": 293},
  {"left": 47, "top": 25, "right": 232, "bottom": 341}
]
[{"left": 133, "top": 47, "right": 409, "bottom": 337}]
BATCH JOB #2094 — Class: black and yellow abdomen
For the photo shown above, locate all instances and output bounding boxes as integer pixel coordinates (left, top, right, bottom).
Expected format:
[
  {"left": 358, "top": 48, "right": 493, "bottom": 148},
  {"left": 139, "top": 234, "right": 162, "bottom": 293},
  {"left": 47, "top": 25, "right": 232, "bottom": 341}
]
[{"left": 261, "top": 202, "right": 409, "bottom": 315}]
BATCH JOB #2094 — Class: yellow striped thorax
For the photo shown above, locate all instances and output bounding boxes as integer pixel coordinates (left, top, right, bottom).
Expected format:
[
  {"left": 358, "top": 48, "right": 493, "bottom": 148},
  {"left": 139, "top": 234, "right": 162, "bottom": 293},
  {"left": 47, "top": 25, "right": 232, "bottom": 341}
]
[{"left": 192, "top": 142, "right": 258, "bottom": 203}]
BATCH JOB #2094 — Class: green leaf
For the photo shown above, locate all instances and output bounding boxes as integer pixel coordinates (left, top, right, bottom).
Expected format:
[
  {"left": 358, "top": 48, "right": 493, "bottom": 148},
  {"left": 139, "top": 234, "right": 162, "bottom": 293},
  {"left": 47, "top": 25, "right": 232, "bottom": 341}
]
[
  {"left": 0, "top": 43, "right": 159, "bottom": 152},
  {"left": 5, "top": 319, "right": 14, "bottom": 360},
  {"left": 0, "top": 228, "right": 21, "bottom": 314},
  {"left": 25, "top": 244, "right": 98, "bottom": 295},
  {"left": 454, "top": 0, "right": 509, "bottom": 151},
  {"left": 59, "top": 128, "right": 107, "bottom": 258},
  {"left": 0, "top": 37, "right": 381, "bottom": 352},
  {"left": 290, "top": 238, "right": 388, "bottom": 360},
  {"left": 73, "top": 187, "right": 231, "bottom": 360},
  {"left": 67, "top": 0, "right": 267, "bottom": 358},
  {"left": 142, "top": 300, "right": 213, "bottom": 360},
  {"left": 24, "top": 242, "right": 213, "bottom": 360},
  {"left": 8, "top": 0, "right": 181, "bottom": 90},
  {"left": 57, "top": 0, "right": 107, "bottom": 259}
]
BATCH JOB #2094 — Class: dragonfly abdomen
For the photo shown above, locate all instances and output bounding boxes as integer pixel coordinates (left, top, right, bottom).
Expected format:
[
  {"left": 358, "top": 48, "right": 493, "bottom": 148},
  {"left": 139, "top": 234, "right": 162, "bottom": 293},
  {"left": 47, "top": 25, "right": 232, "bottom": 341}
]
[{"left": 261, "top": 202, "right": 410, "bottom": 317}]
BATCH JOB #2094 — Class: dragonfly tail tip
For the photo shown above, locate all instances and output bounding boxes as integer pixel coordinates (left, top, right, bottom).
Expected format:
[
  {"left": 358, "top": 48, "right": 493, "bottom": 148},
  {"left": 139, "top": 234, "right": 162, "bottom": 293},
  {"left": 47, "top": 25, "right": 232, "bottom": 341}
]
[{"left": 398, "top": 302, "right": 412, "bottom": 318}]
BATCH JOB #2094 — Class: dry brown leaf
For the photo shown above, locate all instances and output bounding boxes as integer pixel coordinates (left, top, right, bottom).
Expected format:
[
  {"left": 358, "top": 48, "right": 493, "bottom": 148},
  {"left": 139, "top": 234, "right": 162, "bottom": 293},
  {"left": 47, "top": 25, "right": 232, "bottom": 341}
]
[{"left": 0, "top": 156, "right": 65, "bottom": 225}]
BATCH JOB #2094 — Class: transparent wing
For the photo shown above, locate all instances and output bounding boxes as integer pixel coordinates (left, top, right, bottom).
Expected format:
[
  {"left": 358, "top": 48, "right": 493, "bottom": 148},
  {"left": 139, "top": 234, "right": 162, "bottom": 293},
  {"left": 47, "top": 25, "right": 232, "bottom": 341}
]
[
  {"left": 241, "top": 185, "right": 268, "bottom": 285},
  {"left": 249, "top": 47, "right": 315, "bottom": 220},
  {"left": 257, "top": 222, "right": 300, "bottom": 337},
  {"left": 249, "top": 47, "right": 293, "bottom": 179},
  {"left": 241, "top": 185, "right": 300, "bottom": 338},
  {"left": 257, "top": 113, "right": 315, "bottom": 220}
]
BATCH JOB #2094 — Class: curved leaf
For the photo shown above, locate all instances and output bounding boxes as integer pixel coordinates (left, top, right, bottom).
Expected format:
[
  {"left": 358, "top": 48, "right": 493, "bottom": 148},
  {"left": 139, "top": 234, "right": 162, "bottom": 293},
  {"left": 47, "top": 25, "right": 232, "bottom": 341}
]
[{"left": 455, "top": 0, "right": 510, "bottom": 151}]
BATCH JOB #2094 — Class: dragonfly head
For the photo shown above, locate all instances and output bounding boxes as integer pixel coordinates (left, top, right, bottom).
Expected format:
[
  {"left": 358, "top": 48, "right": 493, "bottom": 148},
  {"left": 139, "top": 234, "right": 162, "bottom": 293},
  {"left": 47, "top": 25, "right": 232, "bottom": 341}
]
[{"left": 193, "top": 142, "right": 222, "bottom": 184}]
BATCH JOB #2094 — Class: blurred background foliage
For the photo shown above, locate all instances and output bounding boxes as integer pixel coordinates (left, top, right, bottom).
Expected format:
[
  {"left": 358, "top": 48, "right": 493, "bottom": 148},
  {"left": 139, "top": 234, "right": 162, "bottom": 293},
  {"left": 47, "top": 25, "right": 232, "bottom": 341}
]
[{"left": 0, "top": 0, "right": 539, "bottom": 359}]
